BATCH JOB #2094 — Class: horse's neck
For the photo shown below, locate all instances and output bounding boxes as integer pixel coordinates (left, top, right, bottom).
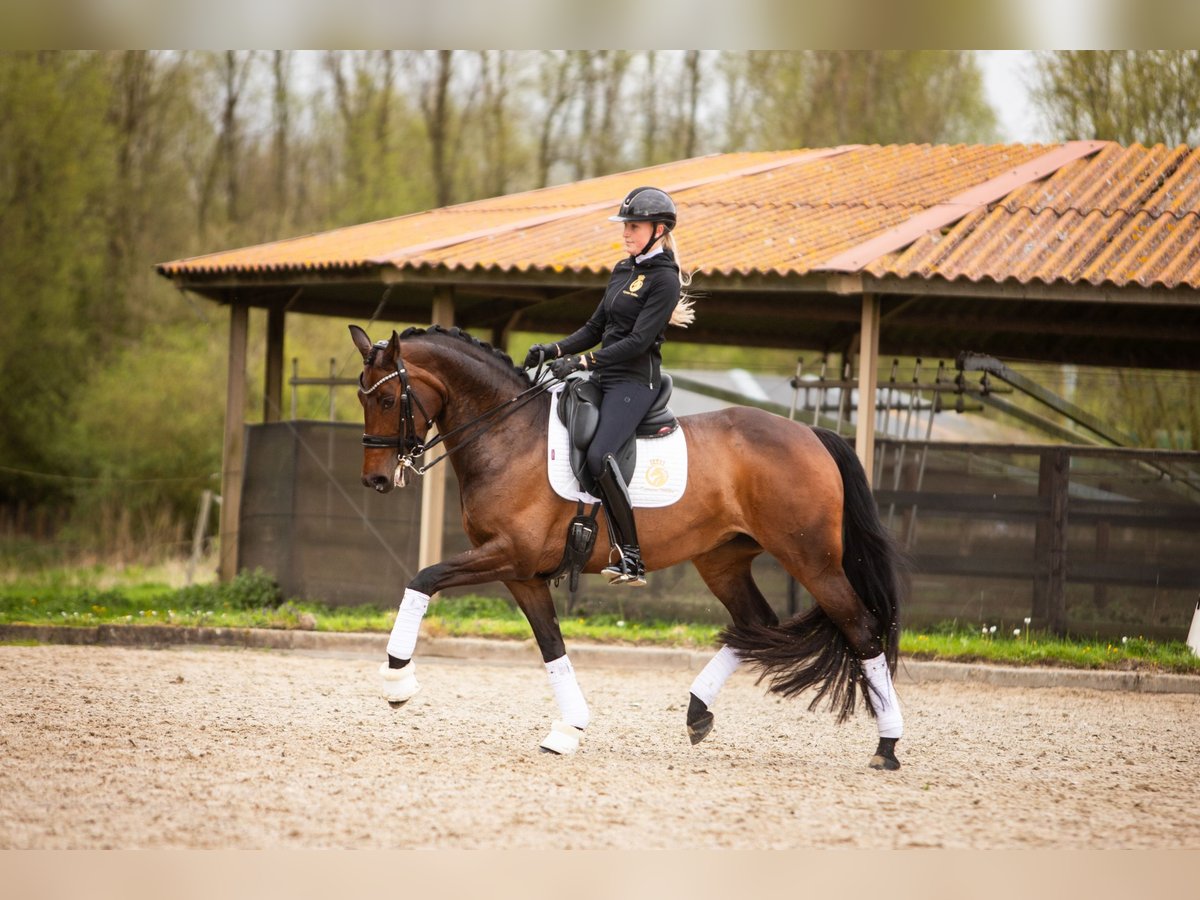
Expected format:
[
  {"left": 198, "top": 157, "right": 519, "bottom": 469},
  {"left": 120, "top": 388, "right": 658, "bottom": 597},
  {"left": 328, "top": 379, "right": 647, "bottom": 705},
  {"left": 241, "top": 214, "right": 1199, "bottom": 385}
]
[{"left": 430, "top": 351, "right": 541, "bottom": 446}]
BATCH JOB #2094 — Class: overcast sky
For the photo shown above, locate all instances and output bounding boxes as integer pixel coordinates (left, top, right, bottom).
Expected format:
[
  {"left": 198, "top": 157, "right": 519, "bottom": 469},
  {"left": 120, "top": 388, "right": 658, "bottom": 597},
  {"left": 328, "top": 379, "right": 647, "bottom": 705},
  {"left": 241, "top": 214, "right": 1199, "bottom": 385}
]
[{"left": 977, "top": 50, "right": 1049, "bottom": 143}]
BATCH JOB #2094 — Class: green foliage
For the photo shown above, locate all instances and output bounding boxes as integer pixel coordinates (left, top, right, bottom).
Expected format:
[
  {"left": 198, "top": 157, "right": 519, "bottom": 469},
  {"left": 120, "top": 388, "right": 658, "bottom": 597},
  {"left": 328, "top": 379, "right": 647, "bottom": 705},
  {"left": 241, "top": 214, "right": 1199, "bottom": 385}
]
[
  {"left": 900, "top": 625, "right": 1199, "bottom": 674},
  {"left": 0, "top": 52, "right": 118, "bottom": 504},
  {"left": 63, "top": 321, "right": 224, "bottom": 539},
  {"left": 429, "top": 593, "right": 520, "bottom": 620},
  {"left": 0, "top": 569, "right": 282, "bottom": 624},
  {"left": 1032, "top": 51, "right": 1200, "bottom": 146},
  {"left": 722, "top": 51, "right": 997, "bottom": 150},
  {"left": 175, "top": 569, "right": 283, "bottom": 610}
]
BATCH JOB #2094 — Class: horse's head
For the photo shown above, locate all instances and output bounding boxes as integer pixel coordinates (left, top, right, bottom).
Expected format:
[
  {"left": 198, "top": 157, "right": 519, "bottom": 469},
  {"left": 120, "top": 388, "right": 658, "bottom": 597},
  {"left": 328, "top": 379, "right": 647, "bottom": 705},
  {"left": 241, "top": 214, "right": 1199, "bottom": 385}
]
[{"left": 349, "top": 324, "right": 444, "bottom": 493}]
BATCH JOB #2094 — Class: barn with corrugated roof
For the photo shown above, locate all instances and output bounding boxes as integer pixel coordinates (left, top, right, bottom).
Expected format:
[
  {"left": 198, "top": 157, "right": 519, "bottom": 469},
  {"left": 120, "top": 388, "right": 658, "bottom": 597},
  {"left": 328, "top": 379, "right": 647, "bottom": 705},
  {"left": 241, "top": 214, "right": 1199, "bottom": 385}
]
[{"left": 158, "top": 141, "right": 1200, "bottom": 636}]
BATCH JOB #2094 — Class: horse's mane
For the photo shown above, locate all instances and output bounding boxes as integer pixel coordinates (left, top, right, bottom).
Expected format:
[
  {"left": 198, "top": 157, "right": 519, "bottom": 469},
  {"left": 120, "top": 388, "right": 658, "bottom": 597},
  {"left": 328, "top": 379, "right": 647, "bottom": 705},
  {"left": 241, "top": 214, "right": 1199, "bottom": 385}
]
[{"left": 399, "top": 325, "right": 532, "bottom": 384}]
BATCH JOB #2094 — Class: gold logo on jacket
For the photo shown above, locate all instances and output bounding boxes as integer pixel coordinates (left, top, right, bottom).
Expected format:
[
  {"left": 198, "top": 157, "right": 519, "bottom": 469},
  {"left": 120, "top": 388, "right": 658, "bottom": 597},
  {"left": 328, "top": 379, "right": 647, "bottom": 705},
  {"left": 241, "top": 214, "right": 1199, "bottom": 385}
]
[{"left": 627, "top": 275, "right": 645, "bottom": 294}]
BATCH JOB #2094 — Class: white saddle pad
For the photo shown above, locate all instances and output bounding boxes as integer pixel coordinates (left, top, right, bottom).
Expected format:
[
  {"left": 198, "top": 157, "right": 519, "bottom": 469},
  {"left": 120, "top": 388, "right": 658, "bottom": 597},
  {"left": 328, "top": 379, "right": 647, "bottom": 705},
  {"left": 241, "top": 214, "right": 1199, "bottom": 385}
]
[{"left": 546, "top": 383, "right": 688, "bottom": 508}]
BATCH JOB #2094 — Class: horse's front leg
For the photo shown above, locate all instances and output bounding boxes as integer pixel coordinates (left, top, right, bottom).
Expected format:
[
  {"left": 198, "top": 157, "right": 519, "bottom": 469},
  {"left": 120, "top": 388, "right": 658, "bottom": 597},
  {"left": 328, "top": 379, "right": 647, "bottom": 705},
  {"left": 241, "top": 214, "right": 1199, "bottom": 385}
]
[
  {"left": 505, "top": 579, "right": 589, "bottom": 755},
  {"left": 378, "top": 538, "right": 525, "bottom": 707}
]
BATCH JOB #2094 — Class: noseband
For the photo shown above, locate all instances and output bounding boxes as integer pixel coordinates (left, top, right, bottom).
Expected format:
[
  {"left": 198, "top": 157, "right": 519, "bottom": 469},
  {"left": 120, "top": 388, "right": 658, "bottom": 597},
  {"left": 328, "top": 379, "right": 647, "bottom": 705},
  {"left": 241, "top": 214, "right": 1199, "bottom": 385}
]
[{"left": 359, "top": 342, "right": 435, "bottom": 457}]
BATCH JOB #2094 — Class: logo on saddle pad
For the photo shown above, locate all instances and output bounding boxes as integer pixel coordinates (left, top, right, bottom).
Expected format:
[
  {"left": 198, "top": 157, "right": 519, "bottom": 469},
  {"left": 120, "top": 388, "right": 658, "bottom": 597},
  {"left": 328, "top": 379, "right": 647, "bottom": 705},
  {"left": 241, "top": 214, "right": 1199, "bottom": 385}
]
[
  {"left": 626, "top": 275, "right": 646, "bottom": 295},
  {"left": 644, "top": 459, "right": 669, "bottom": 488}
]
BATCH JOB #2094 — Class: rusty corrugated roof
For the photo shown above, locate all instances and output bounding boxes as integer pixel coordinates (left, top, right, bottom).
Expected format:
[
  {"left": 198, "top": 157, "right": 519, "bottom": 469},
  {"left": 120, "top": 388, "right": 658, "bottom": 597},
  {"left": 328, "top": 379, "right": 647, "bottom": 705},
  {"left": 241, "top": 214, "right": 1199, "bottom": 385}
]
[{"left": 157, "top": 141, "right": 1200, "bottom": 290}]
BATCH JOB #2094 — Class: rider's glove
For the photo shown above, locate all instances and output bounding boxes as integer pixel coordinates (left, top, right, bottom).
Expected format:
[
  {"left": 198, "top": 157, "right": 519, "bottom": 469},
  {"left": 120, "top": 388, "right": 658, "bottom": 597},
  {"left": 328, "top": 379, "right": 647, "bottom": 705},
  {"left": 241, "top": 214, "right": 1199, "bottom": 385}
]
[
  {"left": 523, "top": 343, "right": 558, "bottom": 369},
  {"left": 549, "top": 354, "right": 587, "bottom": 380}
]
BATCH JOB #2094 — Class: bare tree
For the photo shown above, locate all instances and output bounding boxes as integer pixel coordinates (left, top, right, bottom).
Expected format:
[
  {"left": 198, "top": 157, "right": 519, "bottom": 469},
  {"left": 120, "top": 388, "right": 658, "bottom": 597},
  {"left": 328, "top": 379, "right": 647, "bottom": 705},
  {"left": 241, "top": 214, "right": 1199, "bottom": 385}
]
[
  {"left": 271, "top": 50, "right": 291, "bottom": 223},
  {"left": 197, "top": 50, "right": 256, "bottom": 234},
  {"left": 407, "top": 50, "right": 457, "bottom": 206},
  {"left": 478, "top": 50, "right": 513, "bottom": 196},
  {"left": 534, "top": 51, "right": 575, "bottom": 186},
  {"left": 1033, "top": 51, "right": 1200, "bottom": 146}
]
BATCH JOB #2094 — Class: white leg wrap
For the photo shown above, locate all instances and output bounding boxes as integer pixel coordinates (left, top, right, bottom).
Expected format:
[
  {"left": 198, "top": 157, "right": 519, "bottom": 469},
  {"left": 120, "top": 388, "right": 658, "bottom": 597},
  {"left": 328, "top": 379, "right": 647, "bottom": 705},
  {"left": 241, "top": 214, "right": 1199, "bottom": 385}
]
[
  {"left": 862, "top": 653, "right": 904, "bottom": 739},
  {"left": 689, "top": 645, "right": 741, "bottom": 707},
  {"left": 378, "top": 660, "right": 421, "bottom": 703},
  {"left": 539, "top": 720, "right": 583, "bottom": 755},
  {"left": 544, "top": 655, "right": 589, "bottom": 730},
  {"left": 386, "top": 588, "right": 430, "bottom": 660}
]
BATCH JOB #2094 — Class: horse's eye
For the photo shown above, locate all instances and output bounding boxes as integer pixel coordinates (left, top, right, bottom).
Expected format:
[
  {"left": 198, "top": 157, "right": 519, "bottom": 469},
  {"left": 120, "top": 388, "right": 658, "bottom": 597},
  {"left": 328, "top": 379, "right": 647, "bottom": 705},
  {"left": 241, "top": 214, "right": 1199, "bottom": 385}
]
[{"left": 380, "top": 395, "right": 395, "bottom": 410}]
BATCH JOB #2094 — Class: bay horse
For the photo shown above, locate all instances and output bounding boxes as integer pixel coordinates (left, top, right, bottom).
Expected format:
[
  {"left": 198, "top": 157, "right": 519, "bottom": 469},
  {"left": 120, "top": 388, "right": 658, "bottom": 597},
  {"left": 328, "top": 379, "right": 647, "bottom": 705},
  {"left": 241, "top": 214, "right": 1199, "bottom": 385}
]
[{"left": 350, "top": 324, "right": 907, "bottom": 769}]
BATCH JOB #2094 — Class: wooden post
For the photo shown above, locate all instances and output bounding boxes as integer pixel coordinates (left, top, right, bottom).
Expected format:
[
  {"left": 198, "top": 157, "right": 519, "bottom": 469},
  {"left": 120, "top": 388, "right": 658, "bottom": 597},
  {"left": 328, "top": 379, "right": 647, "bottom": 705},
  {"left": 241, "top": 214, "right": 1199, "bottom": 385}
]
[
  {"left": 1034, "top": 449, "right": 1070, "bottom": 635},
  {"left": 219, "top": 301, "right": 249, "bottom": 582},
  {"left": 1046, "top": 448, "right": 1070, "bottom": 636},
  {"left": 263, "top": 306, "right": 285, "bottom": 423},
  {"left": 854, "top": 292, "right": 881, "bottom": 485},
  {"left": 186, "top": 489, "right": 214, "bottom": 586},
  {"left": 419, "top": 288, "right": 455, "bottom": 574}
]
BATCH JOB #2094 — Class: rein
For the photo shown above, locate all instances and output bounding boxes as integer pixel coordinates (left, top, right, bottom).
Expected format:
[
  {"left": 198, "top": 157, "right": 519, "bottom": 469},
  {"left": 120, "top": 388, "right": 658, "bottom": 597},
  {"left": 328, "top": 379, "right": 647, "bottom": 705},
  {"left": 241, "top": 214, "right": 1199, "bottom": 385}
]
[{"left": 360, "top": 342, "right": 554, "bottom": 481}]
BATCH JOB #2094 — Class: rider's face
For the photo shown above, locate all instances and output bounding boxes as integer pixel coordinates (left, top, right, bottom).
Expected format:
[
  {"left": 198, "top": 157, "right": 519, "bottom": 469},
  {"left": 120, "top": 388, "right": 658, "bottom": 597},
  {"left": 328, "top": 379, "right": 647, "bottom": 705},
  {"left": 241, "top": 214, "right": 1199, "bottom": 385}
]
[{"left": 622, "top": 220, "right": 661, "bottom": 256}]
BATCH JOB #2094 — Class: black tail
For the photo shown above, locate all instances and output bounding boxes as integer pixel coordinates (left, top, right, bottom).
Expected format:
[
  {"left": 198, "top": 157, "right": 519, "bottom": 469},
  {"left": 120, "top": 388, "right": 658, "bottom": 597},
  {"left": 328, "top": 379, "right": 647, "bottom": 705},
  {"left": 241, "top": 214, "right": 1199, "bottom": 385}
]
[{"left": 720, "top": 427, "right": 906, "bottom": 722}]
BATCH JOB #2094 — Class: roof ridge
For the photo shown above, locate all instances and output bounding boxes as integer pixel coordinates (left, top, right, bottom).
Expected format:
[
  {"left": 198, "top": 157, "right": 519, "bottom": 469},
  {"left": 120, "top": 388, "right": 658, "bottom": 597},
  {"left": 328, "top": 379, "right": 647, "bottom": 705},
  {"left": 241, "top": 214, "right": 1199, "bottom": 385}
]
[{"left": 813, "top": 141, "right": 1111, "bottom": 273}]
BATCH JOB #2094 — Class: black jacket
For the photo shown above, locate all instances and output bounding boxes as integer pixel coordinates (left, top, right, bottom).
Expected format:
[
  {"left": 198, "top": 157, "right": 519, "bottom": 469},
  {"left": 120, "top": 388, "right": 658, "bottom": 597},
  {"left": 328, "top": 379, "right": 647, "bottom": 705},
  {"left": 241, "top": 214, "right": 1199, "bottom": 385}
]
[{"left": 556, "top": 249, "right": 680, "bottom": 388}]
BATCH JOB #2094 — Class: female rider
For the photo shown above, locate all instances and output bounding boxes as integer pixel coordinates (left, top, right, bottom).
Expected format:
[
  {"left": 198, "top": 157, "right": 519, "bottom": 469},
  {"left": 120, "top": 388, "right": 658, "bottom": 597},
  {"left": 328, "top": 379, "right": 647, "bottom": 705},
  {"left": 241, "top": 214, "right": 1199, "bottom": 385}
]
[{"left": 524, "top": 186, "right": 693, "bottom": 587}]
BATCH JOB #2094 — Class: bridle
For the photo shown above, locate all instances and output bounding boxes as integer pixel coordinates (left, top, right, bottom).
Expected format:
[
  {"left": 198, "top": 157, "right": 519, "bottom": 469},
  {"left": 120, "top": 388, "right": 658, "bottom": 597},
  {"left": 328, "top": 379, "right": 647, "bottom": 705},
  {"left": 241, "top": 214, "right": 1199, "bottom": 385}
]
[
  {"left": 359, "top": 339, "right": 553, "bottom": 484},
  {"left": 359, "top": 341, "right": 435, "bottom": 460}
]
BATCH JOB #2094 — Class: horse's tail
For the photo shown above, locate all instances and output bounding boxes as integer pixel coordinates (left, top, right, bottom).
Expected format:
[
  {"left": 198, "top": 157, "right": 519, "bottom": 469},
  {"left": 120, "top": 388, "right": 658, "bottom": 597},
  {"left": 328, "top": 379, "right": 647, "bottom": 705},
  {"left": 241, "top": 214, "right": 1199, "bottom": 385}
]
[{"left": 720, "top": 426, "right": 905, "bottom": 723}]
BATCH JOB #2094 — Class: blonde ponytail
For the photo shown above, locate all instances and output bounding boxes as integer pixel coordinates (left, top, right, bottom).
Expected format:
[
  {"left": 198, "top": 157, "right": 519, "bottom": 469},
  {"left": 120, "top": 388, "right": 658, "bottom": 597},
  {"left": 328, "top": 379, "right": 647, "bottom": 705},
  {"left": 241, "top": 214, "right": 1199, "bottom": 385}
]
[{"left": 665, "top": 232, "right": 696, "bottom": 328}]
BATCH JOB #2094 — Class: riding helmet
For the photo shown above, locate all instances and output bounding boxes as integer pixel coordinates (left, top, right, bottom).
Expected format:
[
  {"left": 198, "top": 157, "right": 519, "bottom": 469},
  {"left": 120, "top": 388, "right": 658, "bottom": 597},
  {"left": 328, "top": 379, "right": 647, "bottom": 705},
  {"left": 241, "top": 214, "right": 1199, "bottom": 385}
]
[{"left": 609, "top": 186, "right": 676, "bottom": 230}]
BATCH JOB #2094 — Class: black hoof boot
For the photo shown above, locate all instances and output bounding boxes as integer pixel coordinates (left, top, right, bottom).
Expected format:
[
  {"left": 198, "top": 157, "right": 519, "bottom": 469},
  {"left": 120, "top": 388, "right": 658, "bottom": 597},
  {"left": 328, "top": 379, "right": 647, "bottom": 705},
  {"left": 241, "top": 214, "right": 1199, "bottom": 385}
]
[
  {"left": 686, "top": 693, "right": 714, "bottom": 745},
  {"left": 868, "top": 737, "right": 900, "bottom": 770}
]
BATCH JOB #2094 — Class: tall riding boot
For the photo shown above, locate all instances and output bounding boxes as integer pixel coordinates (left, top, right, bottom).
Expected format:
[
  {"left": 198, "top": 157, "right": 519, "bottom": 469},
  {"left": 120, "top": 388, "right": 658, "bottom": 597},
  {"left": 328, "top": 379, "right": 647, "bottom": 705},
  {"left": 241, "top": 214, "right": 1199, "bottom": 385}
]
[{"left": 595, "top": 454, "right": 646, "bottom": 587}]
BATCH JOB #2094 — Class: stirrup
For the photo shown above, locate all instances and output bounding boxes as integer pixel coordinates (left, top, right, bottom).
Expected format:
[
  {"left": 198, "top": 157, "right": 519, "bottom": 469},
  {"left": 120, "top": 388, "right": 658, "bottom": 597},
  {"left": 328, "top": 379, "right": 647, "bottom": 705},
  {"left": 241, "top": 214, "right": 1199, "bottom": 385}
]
[{"left": 602, "top": 548, "right": 646, "bottom": 587}]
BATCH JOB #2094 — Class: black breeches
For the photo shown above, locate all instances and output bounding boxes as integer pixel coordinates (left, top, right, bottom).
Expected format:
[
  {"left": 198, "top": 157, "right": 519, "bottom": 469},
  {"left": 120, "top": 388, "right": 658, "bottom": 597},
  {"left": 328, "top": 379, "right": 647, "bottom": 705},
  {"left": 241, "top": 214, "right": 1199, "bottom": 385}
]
[{"left": 585, "top": 381, "right": 657, "bottom": 479}]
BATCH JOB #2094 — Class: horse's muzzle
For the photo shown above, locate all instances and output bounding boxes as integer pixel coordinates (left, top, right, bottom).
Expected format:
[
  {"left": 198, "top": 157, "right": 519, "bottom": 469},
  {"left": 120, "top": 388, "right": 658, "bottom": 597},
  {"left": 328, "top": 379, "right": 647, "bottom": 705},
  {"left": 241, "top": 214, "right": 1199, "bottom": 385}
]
[{"left": 363, "top": 472, "right": 394, "bottom": 493}]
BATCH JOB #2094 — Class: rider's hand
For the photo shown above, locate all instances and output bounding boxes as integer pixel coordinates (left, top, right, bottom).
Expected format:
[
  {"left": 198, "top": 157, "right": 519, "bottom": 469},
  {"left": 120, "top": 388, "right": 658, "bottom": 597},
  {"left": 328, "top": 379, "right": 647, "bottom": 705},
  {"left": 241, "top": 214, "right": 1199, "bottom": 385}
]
[
  {"left": 549, "top": 355, "right": 586, "bottom": 380},
  {"left": 523, "top": 343, "right": 557, "bottom": 369}
]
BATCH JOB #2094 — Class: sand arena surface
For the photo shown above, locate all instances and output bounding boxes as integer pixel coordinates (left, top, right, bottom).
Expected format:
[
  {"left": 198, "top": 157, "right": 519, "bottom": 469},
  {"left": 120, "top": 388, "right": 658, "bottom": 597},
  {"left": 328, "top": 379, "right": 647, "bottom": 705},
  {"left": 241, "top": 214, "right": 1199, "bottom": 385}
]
[{"left": 1, "top": 644, "right": 1198, "bottom": 849}]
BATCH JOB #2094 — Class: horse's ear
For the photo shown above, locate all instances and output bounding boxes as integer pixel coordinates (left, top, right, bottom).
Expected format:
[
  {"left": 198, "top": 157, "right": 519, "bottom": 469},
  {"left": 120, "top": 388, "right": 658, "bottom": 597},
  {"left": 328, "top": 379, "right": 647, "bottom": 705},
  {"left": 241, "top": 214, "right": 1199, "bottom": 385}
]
[
  {"left": 383, "top": 330, "right": 402, "bottom": 363},
  {"left": 349, "top": 324, "right": 373, "bottom": 360}
]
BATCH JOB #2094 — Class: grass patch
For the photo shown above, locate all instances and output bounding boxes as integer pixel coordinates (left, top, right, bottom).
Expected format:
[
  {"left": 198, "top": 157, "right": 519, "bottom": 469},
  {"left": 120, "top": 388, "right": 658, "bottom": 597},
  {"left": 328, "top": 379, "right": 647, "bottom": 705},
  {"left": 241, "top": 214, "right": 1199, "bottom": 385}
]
[
  {"left": 901, "top": 626, "right": 1198, "bottom": 673},
  {"left": 1, "top": 571, "right": 1197, "bottom": 673}
]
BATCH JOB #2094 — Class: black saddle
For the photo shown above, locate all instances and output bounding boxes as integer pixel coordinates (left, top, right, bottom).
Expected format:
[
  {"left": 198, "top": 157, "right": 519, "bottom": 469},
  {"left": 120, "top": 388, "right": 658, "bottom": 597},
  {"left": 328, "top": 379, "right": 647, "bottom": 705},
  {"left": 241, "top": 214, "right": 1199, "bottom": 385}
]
[{"left": 556, "top": 374, "right": 678, "bottom": 495}]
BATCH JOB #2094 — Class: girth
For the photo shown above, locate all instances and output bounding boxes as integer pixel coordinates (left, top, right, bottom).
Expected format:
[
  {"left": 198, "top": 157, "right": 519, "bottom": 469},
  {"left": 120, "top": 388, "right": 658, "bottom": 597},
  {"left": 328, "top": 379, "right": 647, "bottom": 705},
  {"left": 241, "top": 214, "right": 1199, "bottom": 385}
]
[{"left": 555, "top": 374, "right": 678, "bottom": 495}]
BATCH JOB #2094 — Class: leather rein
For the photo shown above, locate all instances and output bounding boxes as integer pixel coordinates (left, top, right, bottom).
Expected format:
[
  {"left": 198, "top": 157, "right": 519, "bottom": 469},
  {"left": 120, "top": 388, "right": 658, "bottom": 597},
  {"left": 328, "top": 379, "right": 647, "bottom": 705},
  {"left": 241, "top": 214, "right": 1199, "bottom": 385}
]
[{"left": 359, "top": 342, "right": 553, "bottom": 482}]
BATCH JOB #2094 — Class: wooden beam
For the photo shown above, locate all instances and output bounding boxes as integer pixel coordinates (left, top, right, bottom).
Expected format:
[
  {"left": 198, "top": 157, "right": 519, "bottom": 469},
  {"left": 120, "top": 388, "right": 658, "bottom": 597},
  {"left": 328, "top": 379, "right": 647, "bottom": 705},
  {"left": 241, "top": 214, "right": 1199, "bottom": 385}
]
[
  {"left": 1033, "top": 449, "right": 1070, "bottom": 635},
  {"left": 854, "top": 292, "right": 881, "bottom": 484},
  {"left": 220, "top": 301, "right": 249, "bottom": 582},
  {"left": 419, "top": 287, "right": 455, "bottom": 576},
  {"left": 263, "top": 306, "right": 285, "bottom": 423}
]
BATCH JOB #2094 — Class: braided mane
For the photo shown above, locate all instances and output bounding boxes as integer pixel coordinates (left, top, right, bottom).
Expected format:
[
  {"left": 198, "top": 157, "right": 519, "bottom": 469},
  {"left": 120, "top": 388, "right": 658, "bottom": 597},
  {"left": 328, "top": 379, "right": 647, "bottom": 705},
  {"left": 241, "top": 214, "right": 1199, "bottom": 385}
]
[{"left": 399, "top": 325, "right": 532, "bottom": 384}]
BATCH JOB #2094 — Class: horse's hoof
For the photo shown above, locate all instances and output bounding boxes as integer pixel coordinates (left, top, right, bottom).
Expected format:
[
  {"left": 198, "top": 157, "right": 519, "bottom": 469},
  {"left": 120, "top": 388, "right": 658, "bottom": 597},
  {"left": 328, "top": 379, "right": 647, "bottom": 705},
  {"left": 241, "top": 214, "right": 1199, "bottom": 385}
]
[
  {"left": 378, "top": 661, "right": 420, "bottom": 704},
  {"left": 538, "top": 720, "right": 583, "bottom": 755},
  {"left": 868, "top": 737, "right": 900, "bottom": 770},
  {"left": 687, "top": 715, "right": 714, "bottom": 745},
  {"left": 686, "top": 693, "right": 714, "bottom": 745}
]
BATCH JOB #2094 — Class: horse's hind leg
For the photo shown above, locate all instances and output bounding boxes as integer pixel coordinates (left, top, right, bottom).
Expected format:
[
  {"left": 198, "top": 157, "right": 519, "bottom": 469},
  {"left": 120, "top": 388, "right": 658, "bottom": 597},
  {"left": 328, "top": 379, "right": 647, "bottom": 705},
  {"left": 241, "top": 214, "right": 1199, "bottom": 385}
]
[
  {"left": 730, "top": 521, "right": 903, "bottom": 769},
  {"left": 505, "top": 579, "right": 589, "bottom": 755},
  {"left": 687, "top": 538, "right": 779, "bottom": 745},
  {"left": 781, "top": 559, "right": 903, "bottom": 770}
]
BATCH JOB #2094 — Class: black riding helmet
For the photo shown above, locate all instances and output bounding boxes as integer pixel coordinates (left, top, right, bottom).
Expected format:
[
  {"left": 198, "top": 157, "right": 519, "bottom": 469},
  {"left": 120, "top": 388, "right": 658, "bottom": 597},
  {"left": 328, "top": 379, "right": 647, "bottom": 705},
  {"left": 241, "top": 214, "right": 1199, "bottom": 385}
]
[{"left": 609, "top": 186, "right": 676, "bottom": 257}]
